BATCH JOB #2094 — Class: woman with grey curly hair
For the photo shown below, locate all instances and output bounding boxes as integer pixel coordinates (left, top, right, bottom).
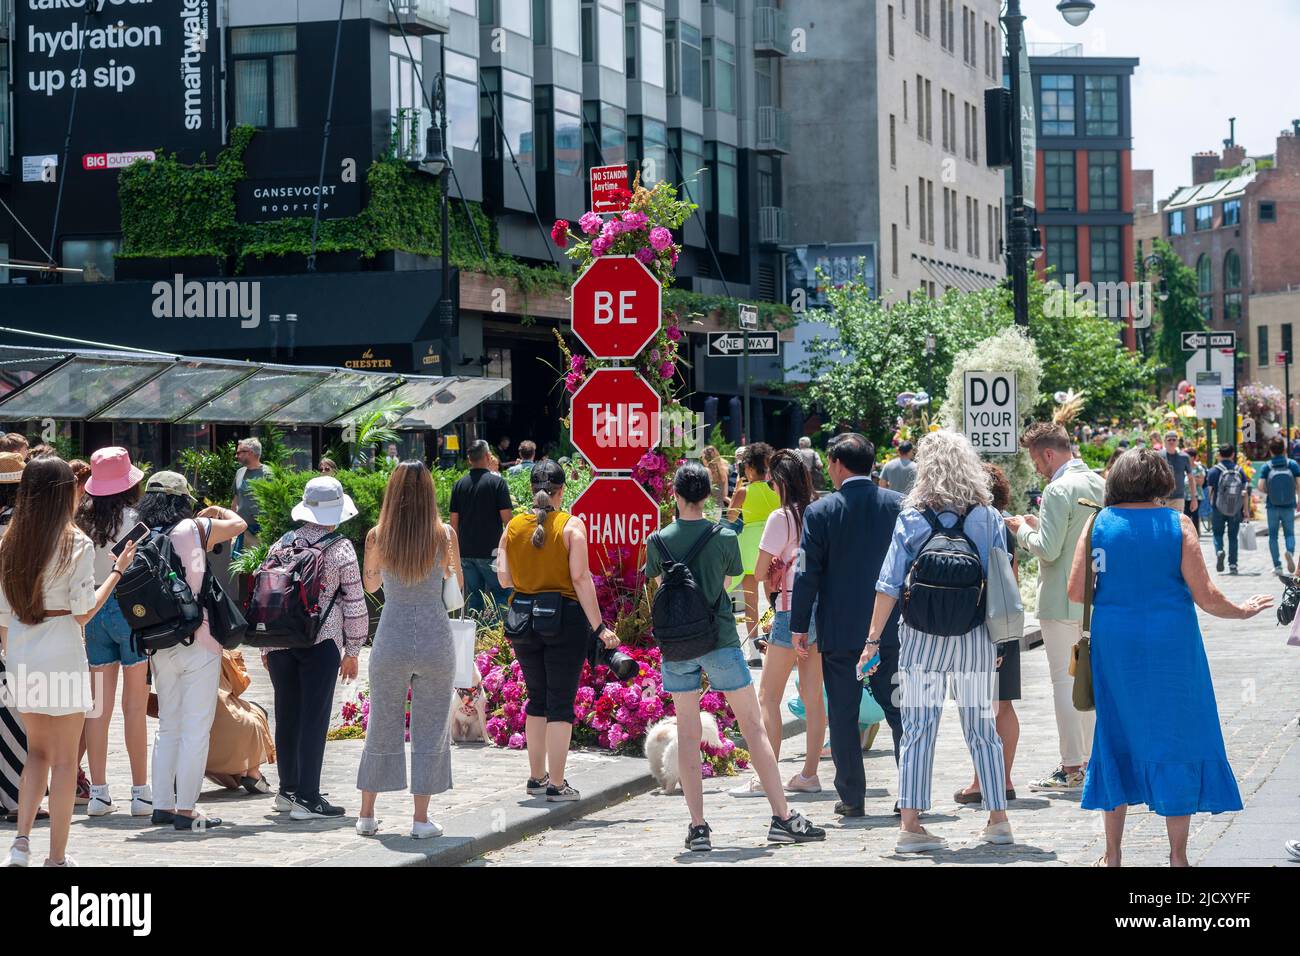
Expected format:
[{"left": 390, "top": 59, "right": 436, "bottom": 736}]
[{"left": 865, "top": 429, "right": 1013, "bottom": 855}]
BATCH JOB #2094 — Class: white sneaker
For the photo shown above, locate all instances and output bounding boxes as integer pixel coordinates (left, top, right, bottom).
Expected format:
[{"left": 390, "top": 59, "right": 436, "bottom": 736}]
[
  {"left": 6, "top": 839, "right": 30, "bottom": 867},
  {"left": 43, "top": 855, "right": 77, "bottom": 867},
  {"left": 411, "top": 820, "right": 443, "bottom": 840},
  {"left": 130, "top": 785, "right": 153, "bottom": 817},
  {"left": 86, "top": 788, "right": 115, "bottom": 817},
  {"left": 980, "top": 821, "right": 1015, "bottom": 845},
  {"left": 785, "top": 773, "right": 822, "bottom": 794},
  {"left": 895, "top": 827, "right": 948, "bottom": 854},
  {"left": 355, "top": 816, "right": 380, "bottom": 837},
  {"left": 274, "top": 793, "right": 295, "bottom": 812},
  {"left": 728, "top": 776, "right": 767, "bottom": 798}
]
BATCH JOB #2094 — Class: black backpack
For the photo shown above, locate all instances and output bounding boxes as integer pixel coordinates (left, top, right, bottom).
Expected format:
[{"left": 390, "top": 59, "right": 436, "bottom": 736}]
[
  {"left": 115, "top": 523, "right": 205, "bottom": 657},
  {"left": 901, "top": 509, "right": 987, "bottom": 637},
  {"left": 650, "top": 525, "right": 722, "bottom": 662}
]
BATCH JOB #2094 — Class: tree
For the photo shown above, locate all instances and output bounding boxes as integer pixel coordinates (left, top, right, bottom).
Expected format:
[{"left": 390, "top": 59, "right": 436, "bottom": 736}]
[
  {"left": 1148, "top": 238, "right": 1205, "bottom": 392},
  {"left": 796, "top": 275, "right": 1152, "bottom": 443}
]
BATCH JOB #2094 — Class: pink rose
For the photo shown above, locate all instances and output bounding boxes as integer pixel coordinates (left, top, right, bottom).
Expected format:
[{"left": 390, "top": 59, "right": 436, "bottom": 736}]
[
  {"left": 649, "top": 226, "right": 673, "bottom": 251},
  {"left": 507, "top": 733, "right": 525, "bottom": 750}
]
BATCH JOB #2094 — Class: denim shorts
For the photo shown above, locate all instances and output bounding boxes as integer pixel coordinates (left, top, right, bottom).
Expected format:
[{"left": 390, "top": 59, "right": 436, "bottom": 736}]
[
  {"left": 661, "top": 644, "right": 753, "bottom": 694},
  {"left": 766, "top": 609, "right": 817, "bottom": 649},
  {"left": 85, "top": 599, "right": 145, "bottom": 668}
]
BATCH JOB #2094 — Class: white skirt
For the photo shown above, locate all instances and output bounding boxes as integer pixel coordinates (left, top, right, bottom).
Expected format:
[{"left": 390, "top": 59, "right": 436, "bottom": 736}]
[{"left": 3, "top": 616, "right": 92, "bottom": 716}]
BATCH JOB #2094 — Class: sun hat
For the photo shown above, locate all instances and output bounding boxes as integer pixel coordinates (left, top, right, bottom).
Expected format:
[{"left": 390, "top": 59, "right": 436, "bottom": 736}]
[
  {"left": 292, "top": 476, "right": 358, "bottom": 526},
  {"left": 84, "top": 446, "right": 145, "bottom": 497},
  {"left": 0, "top": 452, "right": 25, "bottom": 484},
  {"left": 145, "top": 470, "right": 197, "bottom": 504}
]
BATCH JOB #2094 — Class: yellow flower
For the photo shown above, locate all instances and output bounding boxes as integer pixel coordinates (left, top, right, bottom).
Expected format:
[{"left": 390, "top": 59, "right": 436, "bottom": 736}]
[{"left": 928, "top": 422, "right": 941, "bottom": 432}]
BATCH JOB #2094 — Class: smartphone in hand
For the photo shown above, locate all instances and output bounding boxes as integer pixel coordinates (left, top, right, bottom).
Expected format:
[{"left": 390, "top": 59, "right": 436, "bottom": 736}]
[
  {"left": 110, "top": 521, "right": 150, "bottom": 558},
  {"left": 857, "top": 654, "right": 880, "bottom": 681}
]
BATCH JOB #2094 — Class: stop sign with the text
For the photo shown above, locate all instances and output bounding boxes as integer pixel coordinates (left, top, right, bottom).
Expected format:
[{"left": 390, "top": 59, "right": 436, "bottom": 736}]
[
  {"left": 571, "top": 255, "right": 663, "bottom": 360},
  {"left": 570, "top": 368, "right": 662, "bottom": 471},
  {"left": 570, "top": 476, "right": 661, "bottom": 577}
]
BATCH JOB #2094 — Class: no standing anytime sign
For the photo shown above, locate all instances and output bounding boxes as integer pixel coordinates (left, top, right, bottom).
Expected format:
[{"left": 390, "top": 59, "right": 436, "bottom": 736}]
[{"left": 963, "top": 371, "right": 1018, "bottom": 455}]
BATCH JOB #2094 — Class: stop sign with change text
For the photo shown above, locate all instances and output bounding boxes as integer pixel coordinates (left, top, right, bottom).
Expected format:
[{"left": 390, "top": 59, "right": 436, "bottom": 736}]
[
  {"left": 570, "top": 477, "right": 661, "bottom": 577},
  {"left": 570, "top": 256, "right": 663, "bottom": 360},
  {"left": 570, "top": 369, "right": 662, "bottom": 471}
]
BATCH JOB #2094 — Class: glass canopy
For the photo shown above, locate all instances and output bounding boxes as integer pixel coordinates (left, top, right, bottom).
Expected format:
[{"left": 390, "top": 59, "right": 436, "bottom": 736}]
[{"left": 0, "top": 345, "right": 509, "bottom": 429}]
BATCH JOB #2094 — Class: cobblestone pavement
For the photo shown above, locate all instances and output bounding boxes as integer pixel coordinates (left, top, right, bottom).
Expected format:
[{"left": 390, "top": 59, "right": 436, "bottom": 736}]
[{"left": 473, "top": 533, "right": 1300, "bottom": 867}]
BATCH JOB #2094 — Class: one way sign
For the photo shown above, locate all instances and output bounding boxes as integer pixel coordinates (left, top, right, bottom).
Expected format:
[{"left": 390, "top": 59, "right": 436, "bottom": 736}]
[
  {"left": 707, "top": 332, "right": 780, "bottom": 357},
  {"left": 1182, "top": 330, "right": 1236, "bottom": 351}
]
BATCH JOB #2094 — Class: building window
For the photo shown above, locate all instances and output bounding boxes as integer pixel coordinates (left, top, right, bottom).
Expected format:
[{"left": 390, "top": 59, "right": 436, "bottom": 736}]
[
  {"left": 889, "top": 114, "right": 897, "bottom": 167},
  {"left": 928, "top": 180, "right": 935, "bottom": 245},
  {"left": 1088, "top": 150, "right": 1120, "bottom": 212},
  {"left": 1195, "top": 204, "right": 1213, "bottom": 231},
  {"left": 62, "top": 238, "right": 121, "bottom": 283},
  {"left": 905, "top": 185, "right": 911, "bottom": 228},
  {"left": 1260, "top": 201, "right": 1277, "bottom": 222},
  {"left": 482, "top": 69, "right": 534, "bottom": 165},
  {"left": 903, "top": 79, "right": 908, "bottom": 122},
  {"left": 550, "top": 0, "right": 581, "bottom": 56},
  {"left": 1168, "top": 209, "right": 1186, "bottom": 236},
  {"left": 703, "top": 38, "right": 736, "bottom": 113},
  {"left": 1224, "top": 249, "right": 1241, "bottom": 289},
  {"left": 1090, "top": 226, "right": 1122, "bottom": 284},
  {"left": 485, "top": 0, "right": 531, "bottom": 35},
  {"left": 445, "top": 50, "right": 481, "bottom": 152},
  {"left": 1044, "top": 150, "right": 1075, "bottom": 211},
  {"left": 231, "top": 27, "right": 298, "bottom": 129},
  {"left": 1259, "top": 325, "right": 1269, "bottom": 367},
  {"left": 918, "top": 178, "right": 927, "bottom": 242},
  {"left": 628, "top": 115, "right": 668, "bottom": 184},
  {"left": 1044, "top": 226, "right": 1077, "bottom": 281},
  {"left": 1223, "top": 198, "right": 1241, "bottom": 227},
  {"left": 916, "top": 74, "right": 924, "bottom": 140},
  {"left": 1084, "top": 75, "right": 1119, "bottom": 136},
  {"left": 536, "top": 86, "right": 582, "bottom": 175},
  {"left": 626, "top": 3, "right": 664, "bottom": 86},
  {"left": 670, "top": 129, "right": 706, "bottom": 207},
  {"left": 1225, "top": 292, "right": 1243, "bottom": 322},
  {"left": 583, "top": 101, "right": 625, "bottom": 169},
  {"left": 940, "top": 89, "right": 950, "bottom": 151},
  {"left": 973, "top": 200, "right": 980, "bottom": 257},
  {"left": 1197, "top": 254, "right": 1213, "bottom": 294},
  {"left": 666, "top": 20, "right": 702, "bottom": 101},
  {"left": 888, "top": 5, "right": 895, "bottom": 56},
  {"left": 706, "top": 142, "right": 738, "bottom": 217},
  {"left": 892, "top": 224, "right": 899, "bottom": 276},
  {"left": 390, "top": 43, "right": 428, "bottom": 161},
  {"left": 1040, "top": 75, "right": 1075, "bottom": 136}
]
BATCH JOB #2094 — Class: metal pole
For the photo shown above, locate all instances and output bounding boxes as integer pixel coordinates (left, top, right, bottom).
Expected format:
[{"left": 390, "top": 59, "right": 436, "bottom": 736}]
[
  {"left": 742, "top": 332, "right": 751, "bottom": 443},
  {"left": 1205, "top": 342, "right": 1213, "bottom": 454},
  {"left": 1287, "top": 352, "right": 1293, "bottom": 444},
  {"left": 438, "top": 41, "right": 454, "bottom": 380},
  {"left": 1003, "top": 0, "right": 1030, "bottom": 327}
]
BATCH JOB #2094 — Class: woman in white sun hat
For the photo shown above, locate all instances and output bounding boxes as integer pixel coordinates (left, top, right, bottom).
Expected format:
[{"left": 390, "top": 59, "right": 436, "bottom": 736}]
[{"left": 265, "top": 476, "right": 367, "bottom": 822}]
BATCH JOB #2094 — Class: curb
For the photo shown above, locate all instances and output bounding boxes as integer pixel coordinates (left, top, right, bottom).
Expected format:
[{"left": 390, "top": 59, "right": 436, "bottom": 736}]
[{"left": 326, "top": 692, "right": 809, "bottom": 868}]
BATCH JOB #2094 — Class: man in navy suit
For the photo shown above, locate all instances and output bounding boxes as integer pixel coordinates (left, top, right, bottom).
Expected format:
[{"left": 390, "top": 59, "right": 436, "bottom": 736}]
[{"left": 790, "top": 433, "right": 903, "bottom": 816}]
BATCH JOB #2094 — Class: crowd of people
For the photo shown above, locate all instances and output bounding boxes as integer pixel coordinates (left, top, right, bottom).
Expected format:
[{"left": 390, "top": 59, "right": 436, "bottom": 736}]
[{"left": 0, "top": 416, "right": 1289, "bottom": 866}]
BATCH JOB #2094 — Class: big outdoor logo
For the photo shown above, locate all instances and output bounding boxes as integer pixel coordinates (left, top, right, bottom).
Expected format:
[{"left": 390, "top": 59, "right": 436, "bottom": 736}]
[{"left": 151, "top": 275, "right": 260, "bottom": 328}]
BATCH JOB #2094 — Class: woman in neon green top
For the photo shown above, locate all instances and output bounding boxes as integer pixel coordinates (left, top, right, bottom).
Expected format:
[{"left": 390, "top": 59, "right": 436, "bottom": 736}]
[{"left": 727, "top": 443, "right": 780, "bottom": 656}]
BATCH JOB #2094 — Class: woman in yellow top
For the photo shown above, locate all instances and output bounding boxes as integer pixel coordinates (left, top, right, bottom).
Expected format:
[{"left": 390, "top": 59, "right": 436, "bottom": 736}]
[
  {"left": 496, "top": 460, "right": 618, "bottom": 803},
  {"left": 727, "top": 442, "right": 780, "bottom": 658}
]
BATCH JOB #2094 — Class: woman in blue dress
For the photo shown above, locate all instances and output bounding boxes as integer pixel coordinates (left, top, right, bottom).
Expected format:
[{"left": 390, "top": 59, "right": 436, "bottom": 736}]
[{"left": 1067, "top": 448, "right": 1272, "bottom": 867}]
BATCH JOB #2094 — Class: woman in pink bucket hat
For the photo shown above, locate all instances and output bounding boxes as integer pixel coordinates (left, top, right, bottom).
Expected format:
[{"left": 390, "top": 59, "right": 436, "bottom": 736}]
[{"left": 75, "top": 447, "right": 152, "bottom": 819}]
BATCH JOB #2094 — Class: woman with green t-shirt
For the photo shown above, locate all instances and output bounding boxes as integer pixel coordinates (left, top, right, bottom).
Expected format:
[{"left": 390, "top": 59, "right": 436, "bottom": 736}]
[{"left": 727, "top": 443, "right": 780, "bottom": 662}]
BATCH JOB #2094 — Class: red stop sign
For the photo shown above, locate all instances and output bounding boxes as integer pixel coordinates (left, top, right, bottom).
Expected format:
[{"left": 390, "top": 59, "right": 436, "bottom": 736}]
[
  {"left": 570, "top": 368, "right": 661, "bottom": 471},
  {"left": 570, "top": 255, "right": 663, "bottom": 360},
  {"left": 570, "top": 476, "right": 661, "bottom": 577}
]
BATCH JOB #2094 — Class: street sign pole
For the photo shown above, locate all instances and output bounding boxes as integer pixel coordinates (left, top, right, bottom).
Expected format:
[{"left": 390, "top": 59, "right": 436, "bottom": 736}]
[
  {"left": 1287, "top": 352, "right": 1293, "bottom": 442},
  {"left": 1206, "top": 341, "right": 1213, "bottom": 453},
  {"left": 739, "top": 304, "right": 757, "bottom": 443}
]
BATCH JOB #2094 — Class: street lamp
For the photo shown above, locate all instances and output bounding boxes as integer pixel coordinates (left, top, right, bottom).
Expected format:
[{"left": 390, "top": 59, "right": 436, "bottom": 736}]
[
  {"left": 1056, "top": 0, "right": 1096, "bottom": 27},
  {"left": 1004, "top": 0, "right": 1095, "bottom": 327},
  {"left": 419, "top": 52, "right": 455, "bottom": 379}
]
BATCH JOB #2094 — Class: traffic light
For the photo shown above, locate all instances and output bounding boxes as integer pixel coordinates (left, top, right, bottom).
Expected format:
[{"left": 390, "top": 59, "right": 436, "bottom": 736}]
[{"left": 984, "top": 87, "right": 1014, "bottom": 169}]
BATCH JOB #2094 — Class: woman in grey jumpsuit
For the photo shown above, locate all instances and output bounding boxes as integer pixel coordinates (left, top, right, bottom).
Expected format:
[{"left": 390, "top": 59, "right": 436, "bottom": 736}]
[{"left": 356, "top": 460, "right": 464, "bottom": 839}]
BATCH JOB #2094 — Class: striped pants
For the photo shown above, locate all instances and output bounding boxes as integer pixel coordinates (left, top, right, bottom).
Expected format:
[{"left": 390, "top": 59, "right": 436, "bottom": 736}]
[
  {"left": 896, "top": 623, "right": 1007, "bottom": 812},
  {"left": 0, "top": 657, "right": 26, "bottom": 813}
]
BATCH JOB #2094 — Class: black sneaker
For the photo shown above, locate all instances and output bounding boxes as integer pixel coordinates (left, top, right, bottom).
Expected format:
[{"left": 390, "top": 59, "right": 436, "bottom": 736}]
[
  {"left": 546, "top": 781, "right": 580, "bottom": 802},
  {"left": 1229, "top": 565, "right": 1238, "bottom": 575},
  {"left": 1216, "top": 551, "right": 1225, "bottom": 572},
  {"left": 150, "top": 809, "right": 175, "bottom": 826},
  {"left": 768, "top": 811, "right": 826, "bottom": 844},
  {"left": 289, "top": 796, "right": 345, "bottom": 820},
  {"left": 173, "top": 813, "right": 223, "bottom": 832},
  {"left": 526, "top": 773, "right": 550, "bottom": 796},
  {"left": 685, "top": 822, "right": 712, "bottom": 852}
]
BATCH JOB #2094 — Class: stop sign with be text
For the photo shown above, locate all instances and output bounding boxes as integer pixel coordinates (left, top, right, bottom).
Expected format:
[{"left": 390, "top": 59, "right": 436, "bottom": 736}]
[{"left": 570, "top": 255, "right": 663, "bottom": 360}]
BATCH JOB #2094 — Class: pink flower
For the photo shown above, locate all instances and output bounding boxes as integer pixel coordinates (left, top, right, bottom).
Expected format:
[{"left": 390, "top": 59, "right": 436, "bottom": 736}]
[
  {"left": 622, "top": 211, "right": 649, "bottom": 230},
  {"left": 507, "top": 733, "right": 526, "bottom": 750},
  {"left": 579, "top": 211, "right": 602, "bottom": 235},
  {"left": 666, "top": 325, "right": 682, "bottom": 341},
  {"left": 658, "top": 362, "right": 676, "bottom": 380},
  {"left": 601, "top": 219, "right": 620, "bottom": 241},
  {"left": 649, "top": 226, "right": 673, "bottom": 251},
  {"left": 570, "top": 354, "right": 586, "bottom": 373},
  {"left": 591, "top": 236, "right": 610, "bottom": 257},
  {"left": 649, "top": 348, "right": 661, "bottom": 363},
  {"left": 700, "top": 762, "right": 715, "bottom": 779},
  {"left": 634, "top": 246, "right": 655, "bottom": 265},
  {"left": 669, "top": 249, "right": 679, "bottom": 266}
]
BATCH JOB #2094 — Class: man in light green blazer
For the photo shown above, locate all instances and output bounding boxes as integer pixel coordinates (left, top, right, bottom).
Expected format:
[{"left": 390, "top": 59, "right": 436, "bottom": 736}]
[{"left": 1006, "top": 422, "right": 1105, "bottom": 793}]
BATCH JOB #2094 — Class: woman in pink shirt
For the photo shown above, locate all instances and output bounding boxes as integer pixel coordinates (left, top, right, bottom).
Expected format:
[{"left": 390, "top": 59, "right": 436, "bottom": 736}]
[
  {"left": 137, "top": 472, "right": 246, "bottom": 832},
  {"left": 732, "top": 450, "right": 827, "bottom": 798}
]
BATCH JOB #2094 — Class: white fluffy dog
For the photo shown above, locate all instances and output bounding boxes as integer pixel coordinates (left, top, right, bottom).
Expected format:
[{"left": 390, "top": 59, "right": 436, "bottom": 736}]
[{"left": 645, "top": 713, "right": 723, "bottom": 794}]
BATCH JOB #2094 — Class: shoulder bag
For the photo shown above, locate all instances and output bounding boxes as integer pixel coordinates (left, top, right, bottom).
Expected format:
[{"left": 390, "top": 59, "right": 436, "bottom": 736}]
[{"left": 1069, "top": 499, "right": 1102, "bottom": 712}]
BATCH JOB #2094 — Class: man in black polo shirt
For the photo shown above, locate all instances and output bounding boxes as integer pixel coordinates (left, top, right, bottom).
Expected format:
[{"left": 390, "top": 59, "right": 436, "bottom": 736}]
[{"left": 450, "top": 440, "right": 515, "bottom": 617}]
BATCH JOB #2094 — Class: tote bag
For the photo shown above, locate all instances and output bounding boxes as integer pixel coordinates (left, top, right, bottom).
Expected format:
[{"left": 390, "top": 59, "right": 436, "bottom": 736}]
[
  {"left": 450, "top": 618, "right": 478, "bottom": 688},
  {"left": 986, "top": 544, "right": 1024, "bottom": 643}
]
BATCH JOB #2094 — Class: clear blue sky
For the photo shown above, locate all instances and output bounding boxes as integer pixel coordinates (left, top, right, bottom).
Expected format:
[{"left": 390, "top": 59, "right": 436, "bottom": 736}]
[{"left": 1021, "top": 0, "right": 1298, "bottom": 200}]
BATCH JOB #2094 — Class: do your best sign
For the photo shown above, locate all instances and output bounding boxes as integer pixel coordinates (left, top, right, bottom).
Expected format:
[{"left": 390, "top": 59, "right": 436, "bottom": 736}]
[{"left": 963, "top": 371, "right": 1018, "bottom": 455}]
